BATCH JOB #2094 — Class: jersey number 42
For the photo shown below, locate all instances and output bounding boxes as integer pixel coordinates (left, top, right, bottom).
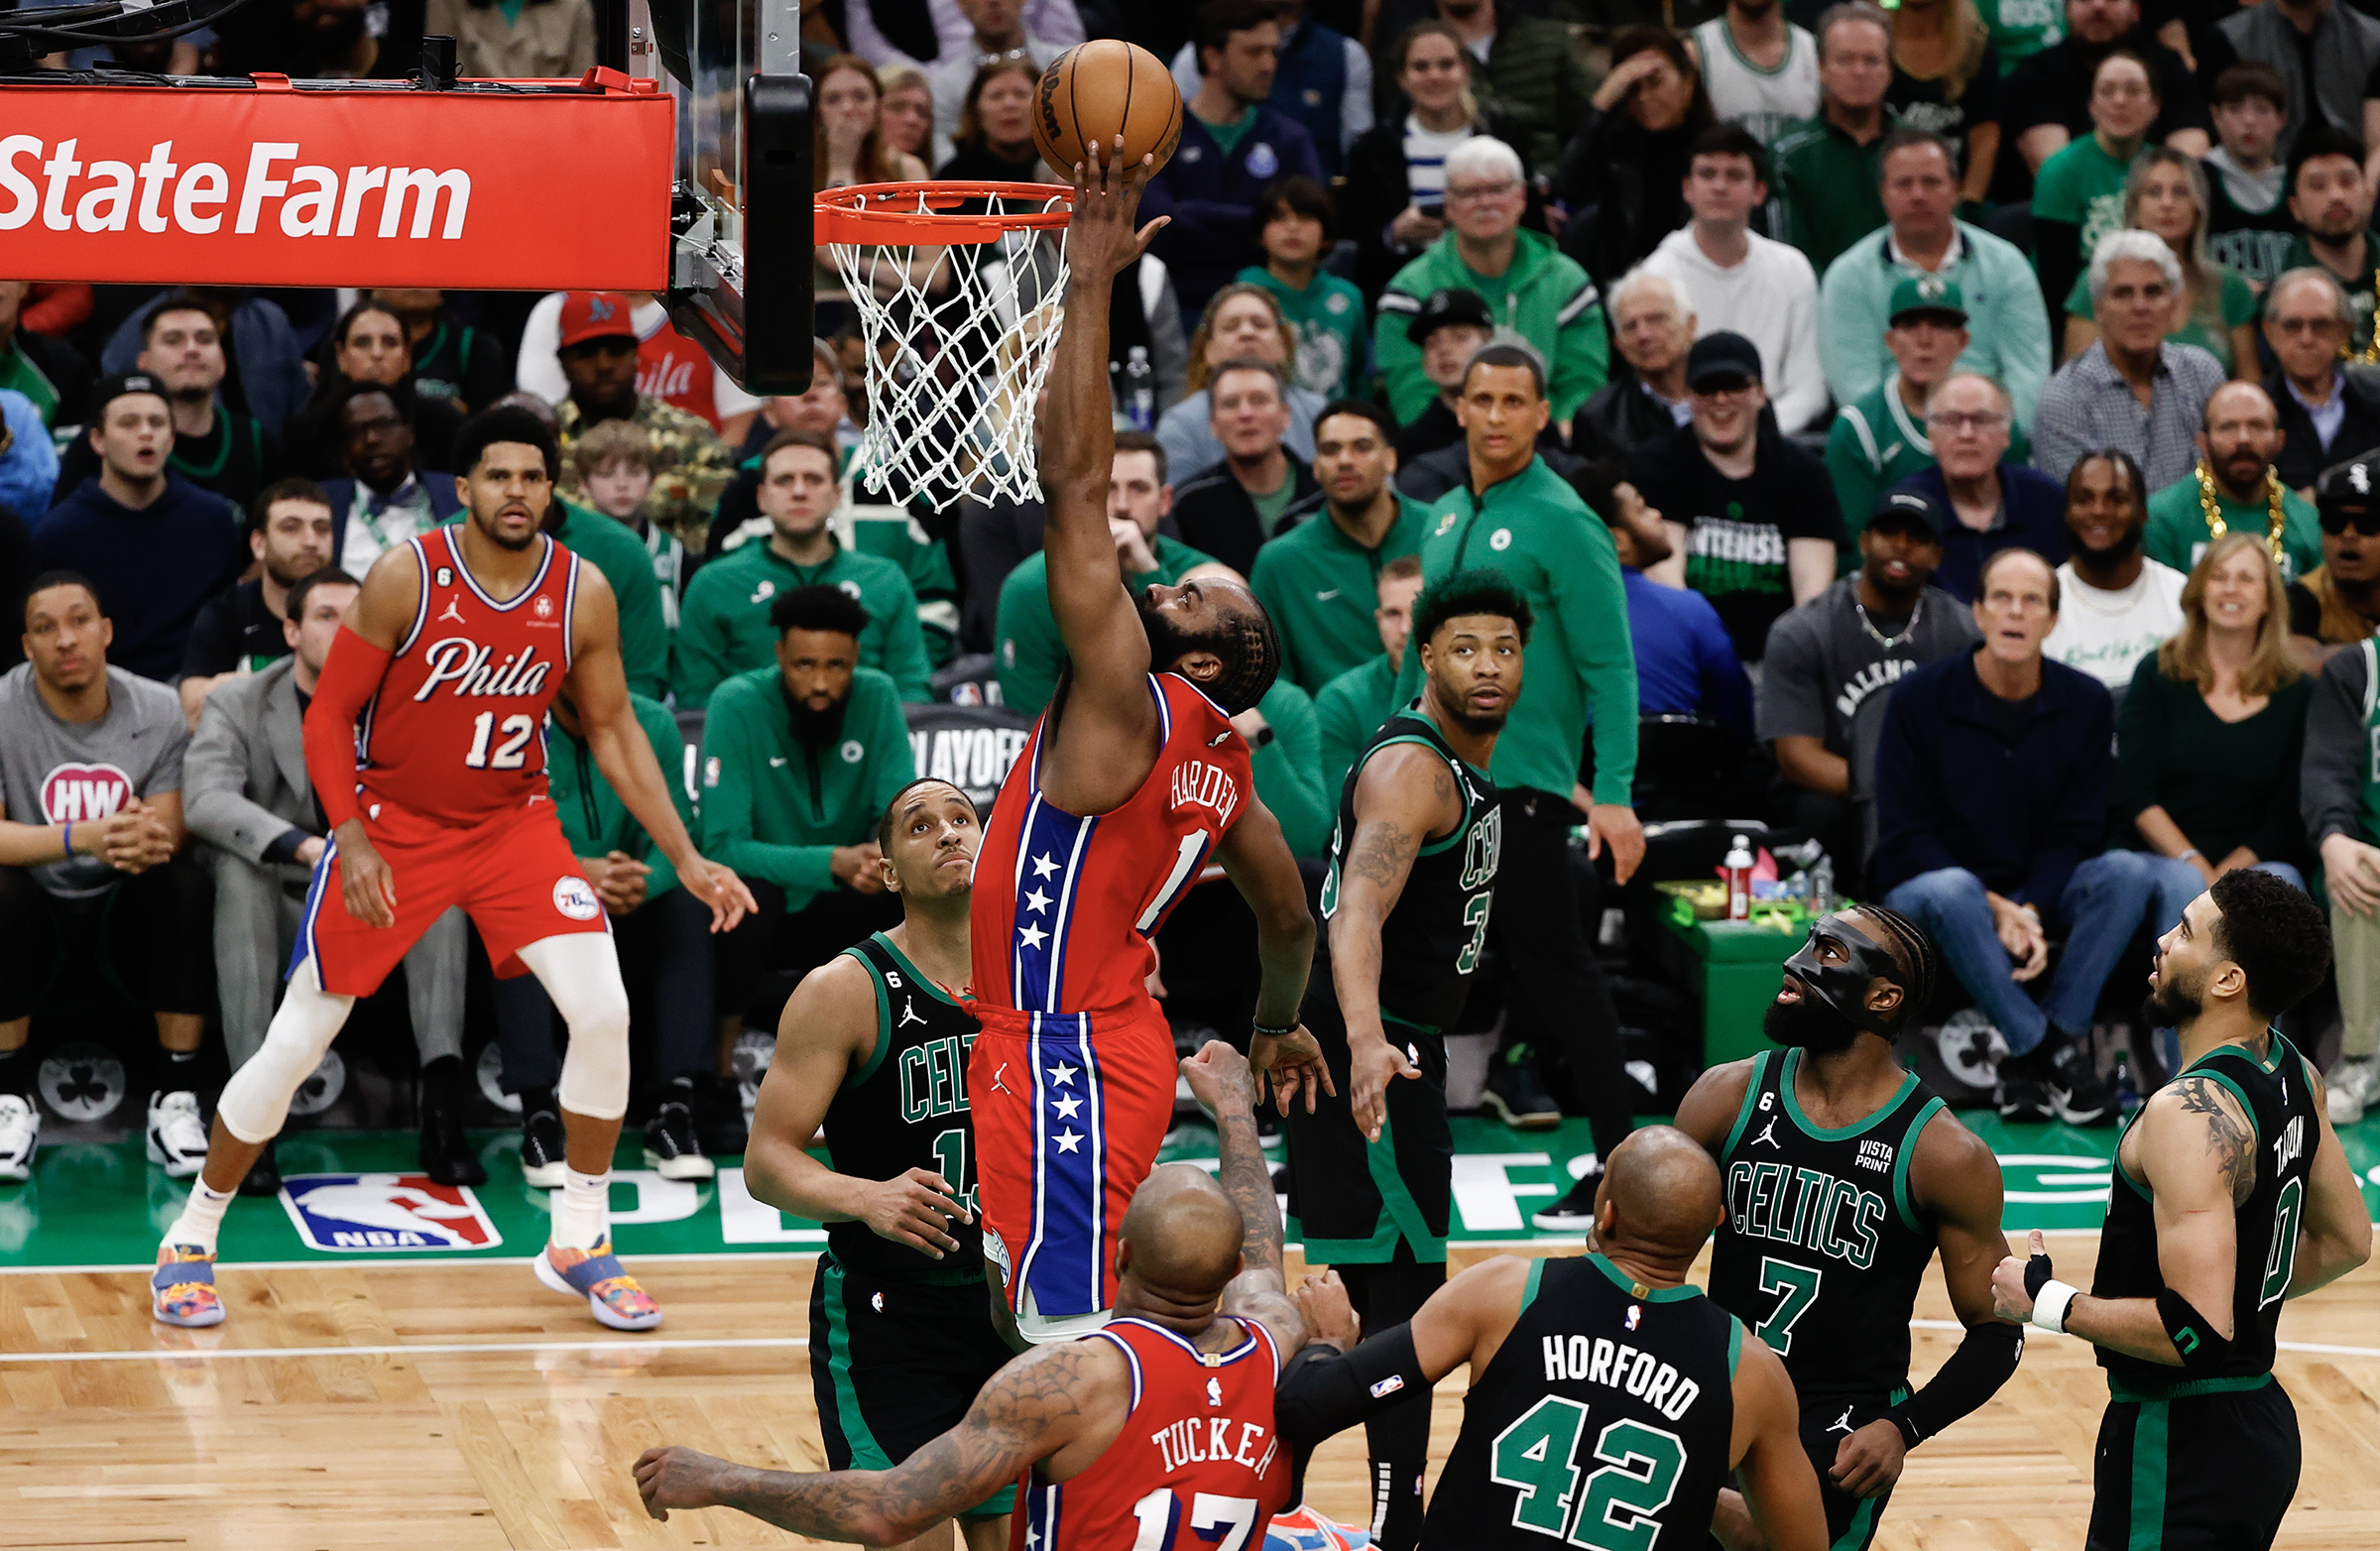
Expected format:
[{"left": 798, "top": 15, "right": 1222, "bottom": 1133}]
[{"left": 1490, "top": 1396, "right": 1685, "bottom": 1550}]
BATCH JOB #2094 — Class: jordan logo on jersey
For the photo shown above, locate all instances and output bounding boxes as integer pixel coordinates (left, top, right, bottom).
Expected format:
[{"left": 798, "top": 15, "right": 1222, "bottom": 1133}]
[
  {"left": 438, "top": 596, "right": 465, "bottom": 623},
  {"left": 410, "top": 639, "right": 555, "bottom": 701},
  {"left": 1827, "top": 1405, "right": 1855, "bottom": 1435},
  {"left": 1751, "top": 1118, "right": 1780, "bottom": 1149}
]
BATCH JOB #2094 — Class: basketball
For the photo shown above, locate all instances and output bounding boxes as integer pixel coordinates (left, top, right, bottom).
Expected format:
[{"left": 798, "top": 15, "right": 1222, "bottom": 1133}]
[{"left": 1031, "top": 40, "right": 1183, "bottom": 180}]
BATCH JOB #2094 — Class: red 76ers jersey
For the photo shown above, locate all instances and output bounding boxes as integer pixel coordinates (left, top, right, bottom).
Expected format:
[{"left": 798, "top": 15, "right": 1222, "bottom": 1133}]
[
  {"left": 354, "top": 526, "right": 579, "bottom": 824},
  {"left": 1014, "top": 1316, "right": 1288, "bottom": 1551}
]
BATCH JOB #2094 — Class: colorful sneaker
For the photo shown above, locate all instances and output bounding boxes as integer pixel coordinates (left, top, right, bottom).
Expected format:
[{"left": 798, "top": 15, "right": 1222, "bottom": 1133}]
[
  {"left": 1263, "top": 1501, "right": 1371, "bottom": 1551},
  {"left": 535, "top": 1239, "right": 661, "bottom": 1331},
  {"left": 152, "top": 1244, "right": 225, "bottom": 1328}
]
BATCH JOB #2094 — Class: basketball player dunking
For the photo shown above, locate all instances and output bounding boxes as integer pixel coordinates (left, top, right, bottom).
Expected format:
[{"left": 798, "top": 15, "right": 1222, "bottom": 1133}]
[
  {"left": 1674, "top": 907, "right": 2021, "bottom": 1551},
  {"left": 966, "top": 140, "right": 1327, "bottom": 1341},
  {"left": 634, "top": 1039, "right": 1307, "bottom": 1547},
  {"left": 149, "top": 407, "right": 755, "bottom": 1334}
]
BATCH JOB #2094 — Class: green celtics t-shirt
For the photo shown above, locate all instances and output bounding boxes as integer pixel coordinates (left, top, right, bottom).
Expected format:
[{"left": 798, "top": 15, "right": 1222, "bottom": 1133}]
[
  {"left": 1975, "top": 0, "right": 2063, "bottom": 69},
  {"left": 2141, "top": 474, "right": 2325, "bottom": 583},
  {"left": 2033, "top": 135, "right": 2135, "bottom": 260},
  {"left": 2065, "top": 264, "right": 2258, "bottom": 373},
  {"left": 1239, "top": 265, "right": 1368, "bottom": 400}
]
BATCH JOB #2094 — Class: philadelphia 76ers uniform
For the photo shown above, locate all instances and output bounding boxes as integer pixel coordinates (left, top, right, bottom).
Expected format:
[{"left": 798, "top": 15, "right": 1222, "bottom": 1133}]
[
  {"left": 1012, "top": 1314, "right": 1289, "bottom": 1551},
  {"left": 297, "top": 526, "right": 608, "bottom": 996},
  {"left": 969, "top": 672, "right": 1254, "bottom": 1322}
]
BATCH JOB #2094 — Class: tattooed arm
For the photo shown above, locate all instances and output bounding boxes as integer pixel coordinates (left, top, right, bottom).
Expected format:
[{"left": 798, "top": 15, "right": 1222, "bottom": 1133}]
[
  {"left": 1332, "top": 743, "right": 1463, "bottom": 1140},
  {"left": 2057, "top": 1075, "right": 2249, "bottom": 1366},
  {"left": 635, "top": 1338, "right": 1114, "bottom": 1541},
  {"left": 1180, "top": 1041, "right": 1307, "bottom": 1357}
]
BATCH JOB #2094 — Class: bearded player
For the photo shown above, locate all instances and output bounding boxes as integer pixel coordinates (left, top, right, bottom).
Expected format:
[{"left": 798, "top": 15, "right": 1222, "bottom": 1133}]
[
  {"left": 150, "top": 406, "right": 755, "bottom": 1333},
  {"left": 1673, "top": 906, "right": 2020, "bottom": 1551},
  {"left": 968, "top": 140, "right": 1327, "bottom": 1342}
]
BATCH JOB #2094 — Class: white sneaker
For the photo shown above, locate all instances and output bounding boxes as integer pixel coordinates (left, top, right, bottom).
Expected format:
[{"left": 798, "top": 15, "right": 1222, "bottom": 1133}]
[
  {"left": 2325, "top": 1055, "right": 2380, "bottom": 1127},
  {"left": 0, "top": 1095, "right": 39, "bottom": 1182},
  {"left": 146, "top": 1091, "right": 210, "bottom": 1177}
]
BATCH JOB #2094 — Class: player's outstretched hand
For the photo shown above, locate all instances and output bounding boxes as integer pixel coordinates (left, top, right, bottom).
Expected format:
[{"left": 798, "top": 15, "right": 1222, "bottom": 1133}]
[
  {"left": 1067, "top": 135, "right": 1168, "bottom": 282},
  {"left": 1990, "top": 1229, "right": 2049, "bottom": 1323},
  {"left": 333, "top": 818, "right": 397, "bottom": 928},
  {"left": 1250, "top": 1024, "right": 1335, "bottom": 1115},
  {"left": 634, "top": 1444, "right": 733, "bottom": 1520},
  {"left": 678, "top": 855, "right": 758, "bottom": 932},
  {"left": 1180, "top": 1039, "right": 1258, "bottom": 1118},
  {"left": 1829, "top": 1418, "right": 1907, "bottom": 1498},
  {"left": 1348, "top": 1032, "right": 1419, "bottom": 1142},
  {"left": 858, "top": 1166, "right": 972, "bottom": 1258},
  {"left": 1293, "top": 1268, "right": 1361, "bottom": 1351}
]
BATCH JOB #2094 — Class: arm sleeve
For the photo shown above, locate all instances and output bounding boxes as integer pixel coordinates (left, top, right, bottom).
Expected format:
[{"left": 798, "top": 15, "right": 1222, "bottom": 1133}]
[
  {"left": 1885, "top": 1320, "right": 2025, "bottom": 1447},
  {"left": 2302, "top": 647, "right": 2371, "bottom": 848},
  {"left": 1555, "top": 515, "right": 1641, "bottom": 805},
  {"left": 670, "top": 572, "right": 734, "bottom": 710},
  {"left": 698, "top": 697, "right": 839, "bottom": 897},
  {"left": 2027, "top": 684, "right": 2113, "bottom": 917},
  {"left": 1547, "top": 289, "right": 1610, "bottom": 425},
  {"left": 1251, "top": 686, "right": 1331, "bottom": 859},
  {"left": 301, "top": 627, "right": 391, "bottom": 830},
  {"left": 2110, "top": 657, "right": 2164, "bottom": 830},
  {"left": 1817, "top": 262, "right": 1887, "bottom": 410}
]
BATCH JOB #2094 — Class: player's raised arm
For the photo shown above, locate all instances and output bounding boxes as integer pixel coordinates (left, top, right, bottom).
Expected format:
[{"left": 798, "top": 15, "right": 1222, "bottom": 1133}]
[
  {"left": 299, "top": 544, "right": 424, "bottom": 929},
  {"left": 1037, "top": 139, "right": 1170, "bottom": 739},
  {"left": 1182, "top": 1040, "right": 1303, "bottom": 1357},
  {"left": 2287, "top": 1060, "right": 2374, "bottom": 1297},
  {"left": 1331, "top": 745, "right": 1460, "bottom": 1138},
  {"left": 744, "top": 956, "right": 968, "bottom": 1259},
  {"left": 564, "top": 565, "right": 755, "bottom": 931}
]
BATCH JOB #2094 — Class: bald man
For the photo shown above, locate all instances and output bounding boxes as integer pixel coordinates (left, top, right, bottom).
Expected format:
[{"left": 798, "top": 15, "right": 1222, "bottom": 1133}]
[
  {"left": 2139, "top": 382, "right": 2324, "bottom": 581},
  {"left": 634, "top": 1040, "right": 1306, "bottom": 1547},
  {"left": 1274, "top": 1128, "right": 1829, "bottom": 1551}
]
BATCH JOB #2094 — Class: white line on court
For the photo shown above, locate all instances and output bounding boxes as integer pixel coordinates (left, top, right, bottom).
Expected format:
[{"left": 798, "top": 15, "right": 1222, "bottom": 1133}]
[
  {"left": 0, "top": 1335, "right": 813, "bottom": 1365},
  {"left": 1908, "top": 1318, "right": 2380, "bottom": 1360}
]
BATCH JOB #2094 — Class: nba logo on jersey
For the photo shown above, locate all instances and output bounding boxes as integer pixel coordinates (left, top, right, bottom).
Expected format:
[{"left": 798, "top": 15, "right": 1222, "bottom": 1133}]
[
  {"left": 1625, "top": 1304, "right": 1642, "bottom": 1331},
  {"left": 1207, "top": 1376, "right": 1224, "bottom": 1408},
  {"left": 280, "top": 1173, "right": 503, "bottom": 1252}
]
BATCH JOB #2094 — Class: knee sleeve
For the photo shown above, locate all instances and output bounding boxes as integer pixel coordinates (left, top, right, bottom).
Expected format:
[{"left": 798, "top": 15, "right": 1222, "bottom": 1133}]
[
  {"left": 214, "top": 961, "right": 356, "bottom": 1143},
  {"left": 521, "top": 933, "right": 632, "bottom": 1121}
]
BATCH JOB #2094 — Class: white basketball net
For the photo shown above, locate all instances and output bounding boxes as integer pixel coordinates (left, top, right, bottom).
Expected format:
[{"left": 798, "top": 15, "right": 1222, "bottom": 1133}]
[{"left": 826, "top": 185, "right": 1072, "bottom": 507}]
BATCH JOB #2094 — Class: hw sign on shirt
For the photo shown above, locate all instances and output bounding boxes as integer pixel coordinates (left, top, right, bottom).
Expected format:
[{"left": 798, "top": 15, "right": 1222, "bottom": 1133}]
[{"left": 0, "top": 78, "right": 670, "bottom": 290}]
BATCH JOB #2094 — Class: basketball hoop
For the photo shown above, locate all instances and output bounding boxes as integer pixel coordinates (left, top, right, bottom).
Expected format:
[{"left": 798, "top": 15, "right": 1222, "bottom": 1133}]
[{"left": 817, "top": 180, "right": 1074, "bottom": 506}]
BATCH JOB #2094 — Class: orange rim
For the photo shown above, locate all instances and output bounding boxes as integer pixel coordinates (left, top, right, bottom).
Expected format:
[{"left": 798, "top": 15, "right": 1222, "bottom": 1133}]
[{"left": 814, "top": 180, "right": 1074, "bottom": 245}]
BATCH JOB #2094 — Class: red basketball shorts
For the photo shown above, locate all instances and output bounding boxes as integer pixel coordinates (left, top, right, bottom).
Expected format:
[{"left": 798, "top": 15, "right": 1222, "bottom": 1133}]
[
  {"left": 294, "top": 795, "right": 608, "bottom": 998},
  {"left": 966, "top": 1001, "right": 1176, "bottom": 1321}
]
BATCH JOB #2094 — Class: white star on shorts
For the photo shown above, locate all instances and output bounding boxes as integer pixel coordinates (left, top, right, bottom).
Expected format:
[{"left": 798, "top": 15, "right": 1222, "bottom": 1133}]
[
  {"left": 1031, "top": 853, "right": 1060, "bottom": 879},
  {"left": 1053, "top": 1129, "right": 1085, "bottom": 1153},
  {"left": 1018, "top": 924, "right": 1048, "bottom": 949},
  {"left": 1047, "top": 1061, "right": 1079, "bottom": 1086},
  {"left": 1024, "top": 888, "right": 1052, "bottom": 913},
  {"left": 1052, "top": 1095, "right": 1084, "bottom": 1120}
]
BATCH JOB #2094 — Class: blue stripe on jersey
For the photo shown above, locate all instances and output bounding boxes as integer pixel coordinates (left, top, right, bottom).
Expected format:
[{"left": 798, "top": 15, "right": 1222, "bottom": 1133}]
[
  {"left": 1009, "top": 796, "right": 1097, "bottom": 1013},
  {"left": 288, "top": 835, "right": 339, "bottom": 987},
  {"left": 1093, "top": 1326, "right": 1147, "bottom": 1413},
  {"left": 1029, "top": 1484, "right": 1062, "bottom": 1550},
  {"left": 1015, "top": 1013, "right": 1109, "bottom": 1318}
]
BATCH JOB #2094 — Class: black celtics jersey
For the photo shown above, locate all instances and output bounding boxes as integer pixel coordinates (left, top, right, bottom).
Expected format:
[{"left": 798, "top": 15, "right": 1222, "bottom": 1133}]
[
  {"left": 1425, "top": 1254, "right": 1740, "bottom": 1551},
  {"left": 1707, "top": 1048, "right": 1948, "bottom": 1399},
  {"left": 2094, "top": 1033, "right": 2320, "bottom": 1392},
  {"left": 820, "top": 933, "right": 985, "bottom": 1284},
  {"left": 1315, "top": 704, "right": 1500, "bottom": 1032}
]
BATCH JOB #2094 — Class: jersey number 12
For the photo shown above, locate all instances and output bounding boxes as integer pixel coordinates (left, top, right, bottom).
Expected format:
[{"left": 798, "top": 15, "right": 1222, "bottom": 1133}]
[{"left": 464, "top": 712, "right": 536, "bottom": 770}]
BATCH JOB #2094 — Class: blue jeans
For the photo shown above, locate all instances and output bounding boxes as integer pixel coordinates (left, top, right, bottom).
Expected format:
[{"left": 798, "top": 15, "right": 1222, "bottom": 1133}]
[
  {"left": 1884, "top": 853, "right": 2160, "bottom": 1055},
  {"left": 2141, "top": 856, "right": 2305, "bottom": 1071}
]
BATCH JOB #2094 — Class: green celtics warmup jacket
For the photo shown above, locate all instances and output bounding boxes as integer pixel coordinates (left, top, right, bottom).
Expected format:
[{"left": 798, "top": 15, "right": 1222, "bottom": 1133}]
[{"left": 544, "top": 691, "right": 693, "bottom": 896}]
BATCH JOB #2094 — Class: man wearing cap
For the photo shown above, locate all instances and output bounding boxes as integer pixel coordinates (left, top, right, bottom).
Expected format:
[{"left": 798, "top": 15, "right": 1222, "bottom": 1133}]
[
  {"left": 2287, "top": 454, "right": 2380, "bottom": 668},
  {"left": 34, "top": 375, "right": 245, "bottom": 681},
  {"left": 1826, "top": 275, "right": 1969, "bottom": 540},
  {"left": 1391, "top": 288, "right": 1497, "bottom": 462},
  {"left": 1629, "top": 331, "right": 1843, "bottom": 662},
  {"left": 2140, "top": 381, "right": 2324, "bottom": 582},
  {"left": 1759, "top": 485, "right": 1978, "bottom": 877},
  {"left": 552, "top": 292, "right": 736, "bottom": 553},
  {"left": 1883, "top": 373, "right": 2069, "bottom": 603},
  {"left": 1574, "top": 269, "right": 1698, "bottom": 464}
]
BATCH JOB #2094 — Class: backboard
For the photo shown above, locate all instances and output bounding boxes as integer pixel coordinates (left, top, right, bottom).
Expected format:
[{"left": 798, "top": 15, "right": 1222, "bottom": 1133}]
[{"left": 637, "top": 0, "right": 813, "bottom": 395}]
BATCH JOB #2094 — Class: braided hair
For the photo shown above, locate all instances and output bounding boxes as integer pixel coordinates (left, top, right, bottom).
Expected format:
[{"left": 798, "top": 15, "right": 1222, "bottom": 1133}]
[
  {"left": 1208, "top": 595, "right": 1282, "bottom": 716},
  {"left": 1849, "top": 902, "right": 1942, "bottom": 1029}
]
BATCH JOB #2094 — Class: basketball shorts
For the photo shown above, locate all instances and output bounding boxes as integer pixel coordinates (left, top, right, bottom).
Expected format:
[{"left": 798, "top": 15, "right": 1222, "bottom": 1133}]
[
  {"left": 1283, "top": 985, "right": 1451, "bottom": 1266},
  {"left": 809, "top": 1252, "right": 1017, "bottom": 1518},
  {"left": 966, "top": 1001, "right": 1176, "bottom": 1322},
  {"left": 294, "top": 795, "right": 608, "bottom": 999},
  {"left": 1784, "top": 1385, "right": 1910, "bottom": 1551},
  {"left": 2086, "top": 1376, "right": 2299, "bottom": 1551}
]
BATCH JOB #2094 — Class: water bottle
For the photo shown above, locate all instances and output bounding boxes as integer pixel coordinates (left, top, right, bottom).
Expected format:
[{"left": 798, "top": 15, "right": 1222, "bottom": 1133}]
[
  {"left": 1810, "top": 855, "right": 1836, "bottom": 916},
  {"left": 2115, "top": 1053, "right": 2141, "bottom": 1120},
  {"left": 1125, "top": 346, "right": 1155, "bottom": 432},
  {"left": 1723, "top": 834, "right": 1754, "bottom": 922}
]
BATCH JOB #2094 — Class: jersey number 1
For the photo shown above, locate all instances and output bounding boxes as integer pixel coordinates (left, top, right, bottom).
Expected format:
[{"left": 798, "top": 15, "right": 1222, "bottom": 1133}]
[
  {"left": 464, "top": 712, "right": 536, "bottom": 770},
  {"left": 1489, "top": 1396, "right": 1686, "bottom": 1550}
]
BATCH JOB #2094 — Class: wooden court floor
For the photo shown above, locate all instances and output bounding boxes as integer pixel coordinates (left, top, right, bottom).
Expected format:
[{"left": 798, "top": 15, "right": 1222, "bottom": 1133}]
[{"left": 1, "top": 1237, "right": 2374, "bottom": 1550}]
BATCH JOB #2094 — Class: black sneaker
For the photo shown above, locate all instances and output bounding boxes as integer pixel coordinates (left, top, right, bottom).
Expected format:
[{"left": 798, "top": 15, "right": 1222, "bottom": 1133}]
[
  {"left": 520, "top": 1109, "right": 568, "bottom": 1188},
  {"left": 644, "top": 1100, "right": 715, "bottom": 1181},
  {"left": 419, "top": 1098, "right": 486, "bottom": 1187},
  {"left": 1483, "top": 1052, "right": 1560, "bottom": 1130},
  {"left": 237, "top": 1137, "right": 282, "bottom": 1198},
  {"left": 1530, "top": 1163, "right": 1605, "bottom": 1232},
  {"left": 682, "top": 1073, "right": 749, "bottom": 1157},
  {"left": 1994, "top": 1067, "right": 2053, "bottom": 1124},
  {"left": 2048, "top": 1038, "right": 2117, "bottom": 1128}
]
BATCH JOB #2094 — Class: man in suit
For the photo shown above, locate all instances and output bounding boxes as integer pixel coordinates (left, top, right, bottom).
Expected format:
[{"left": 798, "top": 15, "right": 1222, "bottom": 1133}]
[
  {"left": 318, "top": 380, "right": 463, "bottom": 576},
  {"left": 182, "top": 566, "right": 477, "bottom": 1195}
]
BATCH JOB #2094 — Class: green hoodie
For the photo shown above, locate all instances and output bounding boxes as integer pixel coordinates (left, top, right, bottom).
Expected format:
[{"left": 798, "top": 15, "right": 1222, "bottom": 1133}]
[
  {"left": 696, "top": 664, "right": 916, "bottom": 912},
  {"left": 1249, "top": 679, "right": 1331, "bottom": 859},
  {"left": 995, "top": 536, "right": 1215, "bottom": 717},
  {"left": 1398, "top": 456, "right": 1638, "bottom": 804},
  {"left": 1250, "top": 495, "right": 1431, "bottom": 693},
  {"left": 1372, "top": 229, "right": 1608, "bottom": 425},
  {"left": 1316, "top": 655, "right": 1398, "bottom": 803},
  {"left": 673, "top": 537, "right": 930, "bottom": 709},
  {"left": 545, "top": 691, "right": 693, "bottom": 897},
  {"left": 438, "top": 500, "right": 669, "bottom": 701}
]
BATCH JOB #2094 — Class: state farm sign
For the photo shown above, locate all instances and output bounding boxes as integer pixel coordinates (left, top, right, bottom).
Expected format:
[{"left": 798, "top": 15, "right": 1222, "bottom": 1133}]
[{"left": 0, "top": 76, "right": 672, "bottom": 290}]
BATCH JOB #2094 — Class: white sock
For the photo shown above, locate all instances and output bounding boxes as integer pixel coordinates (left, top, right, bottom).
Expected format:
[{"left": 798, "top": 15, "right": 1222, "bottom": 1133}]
[
  {"left": 167, "top": 1181, "right": 236, "bottom": 1255},
  {"left": 551, "top": 1167, "right": 609, "bottom": 1251}
]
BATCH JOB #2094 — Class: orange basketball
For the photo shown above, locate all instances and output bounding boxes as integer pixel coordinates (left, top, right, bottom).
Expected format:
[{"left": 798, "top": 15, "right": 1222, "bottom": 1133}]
[{"left": 1032, "top": 41, "right": 1183, "bottom": 180}]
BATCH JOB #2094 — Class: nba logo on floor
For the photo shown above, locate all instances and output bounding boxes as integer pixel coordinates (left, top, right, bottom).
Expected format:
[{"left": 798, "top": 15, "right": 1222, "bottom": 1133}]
[{"left": 280, "top": 1174, "right": 503, "bottom": 1252}]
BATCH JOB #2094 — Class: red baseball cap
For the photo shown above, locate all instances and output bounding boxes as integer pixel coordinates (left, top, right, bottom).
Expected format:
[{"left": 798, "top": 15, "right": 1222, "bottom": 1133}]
[{"left": 557, "top": 291, "right": 638, "bottom": 350}]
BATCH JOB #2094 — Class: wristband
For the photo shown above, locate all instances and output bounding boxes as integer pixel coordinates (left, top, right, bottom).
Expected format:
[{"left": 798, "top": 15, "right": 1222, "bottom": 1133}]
[
  {"left": 2032, "top": 1279, "right": 2079, "bottom": 1334},
  {"left": 60, "top": 822, "right": 72, "bottom": 860},
  {"left": 1252, "top": 1020, "right": 1297, "bottom": 1039},
  {"left": 2179, "top": 848, "right": 2202, "bottom": 864}
]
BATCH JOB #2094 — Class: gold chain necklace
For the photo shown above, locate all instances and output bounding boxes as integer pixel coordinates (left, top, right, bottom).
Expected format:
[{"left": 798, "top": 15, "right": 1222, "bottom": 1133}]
[{"left": 2196, "top": 460, "right": 2288, "bottom": 565}]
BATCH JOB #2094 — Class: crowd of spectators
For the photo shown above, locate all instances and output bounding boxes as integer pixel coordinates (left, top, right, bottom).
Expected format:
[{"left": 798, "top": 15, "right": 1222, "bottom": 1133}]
[{"left": 9, "top": 0, "right": 2380, "bottom": 1196}]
